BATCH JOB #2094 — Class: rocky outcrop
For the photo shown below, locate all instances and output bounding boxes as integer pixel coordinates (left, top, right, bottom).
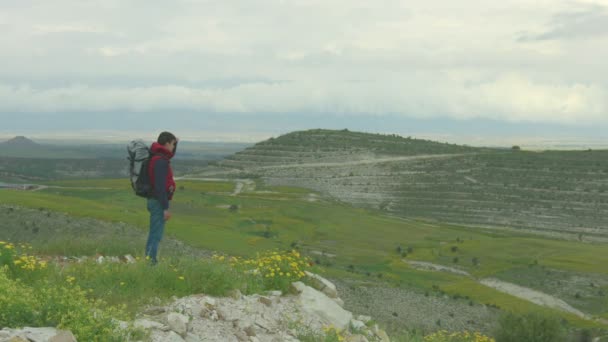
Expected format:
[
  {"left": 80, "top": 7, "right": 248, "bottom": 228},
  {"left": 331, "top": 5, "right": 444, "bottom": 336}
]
[
  {"left": 0, "top": 328, "right": 76, "bottom": 342},
  {"left": 133, "top": 274, "right": 389, "bottom": 342}
]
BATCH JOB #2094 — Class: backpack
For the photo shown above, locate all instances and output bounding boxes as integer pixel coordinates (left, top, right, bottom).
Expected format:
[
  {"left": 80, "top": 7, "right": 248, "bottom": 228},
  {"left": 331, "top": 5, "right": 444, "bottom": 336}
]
[{"left": 127, "top": 140, "right": 155, "bottom": 198}]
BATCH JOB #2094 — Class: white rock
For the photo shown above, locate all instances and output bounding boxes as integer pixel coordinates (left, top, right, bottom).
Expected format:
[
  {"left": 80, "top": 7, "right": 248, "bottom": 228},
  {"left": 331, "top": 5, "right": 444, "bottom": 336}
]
[
  {"left": 235, "top": 331, "right": 249, "bottom": 341},
  {"left": 49, "top": 330, "right": 77, "bottom": 342},
  {"left": 108, "top": 256, "right": 120, "bottom": 263},
  {"left": 266, "top": 291, "right": 282, "bottom": 297},
  {"left": 124, "top": 254, "right": 136, "bottom": 263},
  {"left": 350, "top": 319, "right": 366, "bottom": 330},
  {"left": 332, "top": 297, "right": 345, "bottom": 307},
  {"left": 296, "top": 284, "right": 353, "bottom": 330},
  {"left": 290, "top": 281, "right": 307, "bottom": 294},
  {"left": 96, "top": 255, "right": 105, "bottom": 264},
  {"left": 305, "top": 271, "right": 339, "bottom": 298},
  {"left": 20, "top": 327, "right": 61, "bottom": 342},
  {"left": 357, "top": 315, "right": 372, "bottom": 323},
  {"left": 134, "top": 318, "right": 169, "bottom": 331},
  {"left": 201, "top": 296, "right": 217, "bottom": 308},
  {"left": 188, "top": 302, "right": 204, "bottom": 317},
  {"left": 184, "top": 333, "right": 200, "bottom": 342},
  {"left": 112, "top": 319, "right": 130, "bottom": 331},
  {"left": 164, "top": 331, "right": 186, "bottom": 342},
  {"left": 249, "top": 337, "right": 260, "bottom": 342},
  {"left": 167, "top": 312, "right": 190, "bottom": 337}
]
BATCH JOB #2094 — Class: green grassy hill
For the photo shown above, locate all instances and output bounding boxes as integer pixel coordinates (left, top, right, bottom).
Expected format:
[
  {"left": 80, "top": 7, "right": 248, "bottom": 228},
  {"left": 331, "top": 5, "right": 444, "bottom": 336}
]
[
  {"left": 202, "top": 129, "right": 608, "bottom": 241},
  {"left": 2, "top": 178, "right": 608, "bottom": 335}
]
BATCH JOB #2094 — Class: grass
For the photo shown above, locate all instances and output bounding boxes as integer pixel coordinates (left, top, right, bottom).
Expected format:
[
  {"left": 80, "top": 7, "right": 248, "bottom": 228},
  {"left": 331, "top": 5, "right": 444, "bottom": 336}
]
[{"left": 2, "top": 178, "right": 608, "bottom": 330}]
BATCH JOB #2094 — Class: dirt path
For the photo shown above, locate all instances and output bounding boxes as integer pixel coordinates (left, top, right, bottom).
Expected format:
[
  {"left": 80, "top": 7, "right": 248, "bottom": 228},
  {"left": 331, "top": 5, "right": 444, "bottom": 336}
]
[
  {"left": 405, "top": 260, "right": 597, "bottom": 321},
  {"left": 406, "top": 260, "right": 472, "bottom": 277},
  {"left": 480, "top": 278, "right": 590, "bottom": 320},
  {"left": 253, "top": 153, "right": 469, "bottom": 170}
]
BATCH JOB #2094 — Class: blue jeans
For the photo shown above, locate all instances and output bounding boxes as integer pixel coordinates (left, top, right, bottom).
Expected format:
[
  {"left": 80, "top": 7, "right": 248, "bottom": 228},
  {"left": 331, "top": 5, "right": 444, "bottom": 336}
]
[{"left": 145, "top": 198, "right": 165, "bottom": 264}]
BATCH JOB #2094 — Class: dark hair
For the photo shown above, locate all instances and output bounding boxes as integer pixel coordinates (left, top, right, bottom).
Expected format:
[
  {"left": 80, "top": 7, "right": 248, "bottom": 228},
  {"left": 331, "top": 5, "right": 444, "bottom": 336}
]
[{"left": 157, "top": 131, "right": 177, "bottom": 145}]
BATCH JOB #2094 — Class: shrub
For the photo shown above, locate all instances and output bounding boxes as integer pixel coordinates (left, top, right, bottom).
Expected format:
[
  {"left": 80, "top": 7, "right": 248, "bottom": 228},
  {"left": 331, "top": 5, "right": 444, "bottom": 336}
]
[
  {"left": 423, "top": 330, "right": 495, "bottom": 342},
  {"left": 494, "top": 312, "right": 566, "bottom": 342},
  {"left": 220, "top": 249, "right": 312, "bottom": 293},
  {"left": 0, "top": 266, "right": 134, "bottom": 341}
]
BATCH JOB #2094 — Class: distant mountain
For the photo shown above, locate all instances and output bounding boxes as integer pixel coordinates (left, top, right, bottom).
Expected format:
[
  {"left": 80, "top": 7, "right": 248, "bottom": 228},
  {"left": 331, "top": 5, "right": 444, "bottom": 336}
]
[{"left": 2, "top": 136, "right": 39, "bottom": 147}]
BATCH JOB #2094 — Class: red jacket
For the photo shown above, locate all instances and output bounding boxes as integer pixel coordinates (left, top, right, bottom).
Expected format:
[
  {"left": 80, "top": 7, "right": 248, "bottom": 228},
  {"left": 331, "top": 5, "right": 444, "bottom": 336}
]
[{"left": 148, "top": 142, "right": 176, "bottom": 209}]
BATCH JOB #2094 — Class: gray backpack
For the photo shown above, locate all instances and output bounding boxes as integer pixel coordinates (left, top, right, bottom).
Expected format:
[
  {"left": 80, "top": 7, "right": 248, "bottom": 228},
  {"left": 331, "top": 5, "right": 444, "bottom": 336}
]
[{"left": 127, "top": 140, "right": 154, "bottom": 198}]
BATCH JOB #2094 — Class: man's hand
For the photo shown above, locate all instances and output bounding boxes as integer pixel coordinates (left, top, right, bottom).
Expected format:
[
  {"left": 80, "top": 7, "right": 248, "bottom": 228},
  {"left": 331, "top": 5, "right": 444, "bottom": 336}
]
[{"left": 164, "top": 210, "right": 172, "bottom": 221}]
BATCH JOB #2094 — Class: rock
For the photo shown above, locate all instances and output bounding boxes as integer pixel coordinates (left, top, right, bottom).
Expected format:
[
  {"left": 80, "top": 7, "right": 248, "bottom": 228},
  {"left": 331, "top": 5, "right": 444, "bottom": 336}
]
[
  {"left": 8, "top": 337, "right": 28, "bottom": 342},
  {"left": 235, "top": 331, "right": 249, "bottom": 341},
  {"left": 305, "top": 271, "right": 339, "bottom": 298},
  {"left": 350, "top": 319, "right": 366, "bottom": 330},
  {"left": 266, "top": 290, "right": 282, "bottom": 297},
  {"left": 376, "top": 329, "right": 391, "bottom": 342},
  {"left": 134, "top": 318, "right": 169, "bottom": 331},
  {"left": 167, "top": 312, "right": 189, "bottom": 337},
  {"left": 357, "top": 315, "right": 372, "bottom": 323},
  {"left": 96, "top": 255, "right": 105, "bottom": 264},
  {"left": 184, "top": 333, "right": 200, "bottom": 342},
  {"left": 112, "top": 319, "right": 129, "bottom": 331},
  {"left": 333, "top": 297, "right": 345, "bottom": 307},
  {"left": 215, "top": 308, "right": 228, "bottom": 320},
  {"left": 228, "top": 289, "right": 243, "bottom": 300},
  {"left": 124, "top": 254, "right": 136, "bottom": 263},
  {"left": 201, "top": 297, "right": 217, "bottom": 308},
  {"left": 49, "top": 331, "right": 77, "bottom": 342},
  {"left": 188, "top": 302, "right": 203, "bottom": 317},
  {"left": 143, "top": 306, "right": 166, "bottom": 315},
  {"left": 249, "top": 337, "right": 260, "bottom": 342},
  {"left": 17, "top": 327, "right": 61, "bottom": 342},
  {"left": 164, "top": 331, "right": 186, "bottom": 342},
  {"left": 244, "top": 326, "right": 256, "bottom": 337},
  {"left": 108, "top": 256, "right": 120, "bottom": 263},
  {"left": 258, "top": 296, "right": 273, "bottom": 307},
  {"left": 296, "top": 283, "right": 353, "bottom": 329},
  {"left": 346, "top": 335, "right": 370, "bottom": 342},
  {"left": 290, "top": 281, "right": 307, "bottom": 294}
]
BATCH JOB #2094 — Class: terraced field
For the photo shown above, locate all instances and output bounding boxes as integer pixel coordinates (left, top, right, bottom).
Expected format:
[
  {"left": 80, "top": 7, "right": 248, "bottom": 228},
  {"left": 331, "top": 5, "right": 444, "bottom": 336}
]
[{"left": 204, "top": 129, "right": 608, "bottom": 241}]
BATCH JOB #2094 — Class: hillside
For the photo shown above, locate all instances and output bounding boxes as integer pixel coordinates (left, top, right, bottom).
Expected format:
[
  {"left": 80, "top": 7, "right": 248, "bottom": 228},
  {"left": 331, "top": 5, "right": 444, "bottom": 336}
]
[
  {"left": 219, "top": 129, "right": 481, "bottom": 168},
  {"left": 204, "top": 129, "right": 608, "bottom": 241}
]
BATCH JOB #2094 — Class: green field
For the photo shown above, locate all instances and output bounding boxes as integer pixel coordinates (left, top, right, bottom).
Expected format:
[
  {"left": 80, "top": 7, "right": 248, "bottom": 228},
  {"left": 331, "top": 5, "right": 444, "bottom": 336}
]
[{"left": 2, "top": 177, "right": 608, "bottom": 330}]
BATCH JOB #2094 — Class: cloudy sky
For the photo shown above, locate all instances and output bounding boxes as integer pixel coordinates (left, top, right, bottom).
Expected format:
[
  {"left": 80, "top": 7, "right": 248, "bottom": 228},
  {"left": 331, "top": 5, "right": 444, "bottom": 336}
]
[{"left": 1, "top": 0, "right": 607, "bottom": 146}]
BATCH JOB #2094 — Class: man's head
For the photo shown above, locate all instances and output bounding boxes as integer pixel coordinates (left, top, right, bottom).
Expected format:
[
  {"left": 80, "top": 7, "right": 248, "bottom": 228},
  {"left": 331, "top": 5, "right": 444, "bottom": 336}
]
[{"left": 157, "top": 131, "right": 178, "bottom": 153}]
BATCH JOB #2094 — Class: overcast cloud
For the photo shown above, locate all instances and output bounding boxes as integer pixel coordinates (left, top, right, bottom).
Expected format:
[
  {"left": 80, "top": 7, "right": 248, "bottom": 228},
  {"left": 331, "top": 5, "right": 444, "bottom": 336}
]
[{"left": 1, "top": 0, "right": 607, "bottom": 139}]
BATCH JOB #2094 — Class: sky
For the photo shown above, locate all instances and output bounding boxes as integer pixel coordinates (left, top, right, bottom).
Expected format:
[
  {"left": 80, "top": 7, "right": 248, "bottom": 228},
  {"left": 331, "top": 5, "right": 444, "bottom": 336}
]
[{"left": 1, "top": 0, "right": 607, "bottom": 147}]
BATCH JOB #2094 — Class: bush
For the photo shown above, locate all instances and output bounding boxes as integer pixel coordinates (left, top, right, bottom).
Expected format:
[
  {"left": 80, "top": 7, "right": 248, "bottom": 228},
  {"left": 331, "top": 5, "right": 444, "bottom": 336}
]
[
  {"left": 423, "top": 330, "right": 495, "bottom": 342},
  {"left": 0, "top": 266, "right": 134, "bottom": 341},
  {"left": 494, "top": 312, "right": 566, "bottom": 342},
  {"left": 220, "top": 249, "right": 312, "bottom": 294}
]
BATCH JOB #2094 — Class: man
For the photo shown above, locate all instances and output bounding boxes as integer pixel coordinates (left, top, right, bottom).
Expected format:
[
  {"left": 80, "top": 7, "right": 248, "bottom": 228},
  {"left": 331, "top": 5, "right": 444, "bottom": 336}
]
[{"left": 145, "top": 131, "right": 177, "bottom": 265}]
